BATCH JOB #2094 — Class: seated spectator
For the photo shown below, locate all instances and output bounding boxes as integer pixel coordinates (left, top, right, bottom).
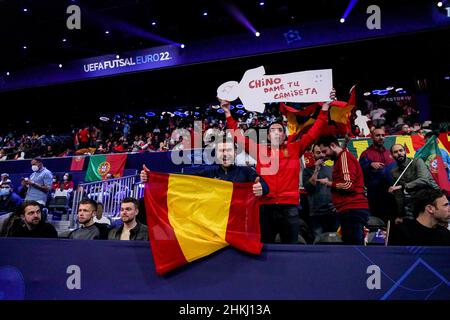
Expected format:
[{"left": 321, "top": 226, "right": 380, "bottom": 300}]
[
  {"left": 68, "top": 199, "right": 109, "bottom": 240},
  {"left": 7, "top": 200, "right": 57, "bottom": 238},
  {"left": 108, "top": 198, "right": 148, "bottom": 241},
  {"left": 0, "top": 173, "right": 10, "bottom": 186},
  {"left": 93, "top": 203, "right": 111, "bottom": 225},
  {"left": 62, "top": 173, "right": 74, "bottom": 192},
  {"left": 0, "top": 182, "right": 23, "bottom": 215},
  {"left": 43, "top": 145, "right": 55, "bottom": 158},
  {"left": 389, "top": 188, "right": 450, "bottom": 245},
  {"left": 0, "top": 149, "right": 7, "bottom": 161},
  {"left": 51, "top": 175, "right": 60, "bottom": 192},
  {"left": 396, "top": 123, "right": 412, "bottom": 136},
  {"left": 59, "top": 148, "right": 74, "bottom": 157}
]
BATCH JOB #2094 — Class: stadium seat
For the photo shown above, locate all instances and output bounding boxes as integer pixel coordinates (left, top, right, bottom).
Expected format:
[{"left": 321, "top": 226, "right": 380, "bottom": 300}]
[{"left": 313, "top": 232, "right": 343, "bottom": 244}]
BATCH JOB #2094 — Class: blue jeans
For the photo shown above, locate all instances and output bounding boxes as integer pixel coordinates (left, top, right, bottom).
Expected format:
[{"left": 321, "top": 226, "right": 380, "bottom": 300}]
[{"left": 338, "top": 209, "right": 369, "bottom": 245}]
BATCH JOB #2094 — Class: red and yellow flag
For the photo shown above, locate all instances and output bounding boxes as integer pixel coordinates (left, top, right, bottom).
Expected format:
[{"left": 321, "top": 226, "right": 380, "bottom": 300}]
[
  {"left": 280, "top": 86, "right": 356, "bottom": 140},
  {"left": 144, "top": 172, "right": 263, "bottom": 275}
]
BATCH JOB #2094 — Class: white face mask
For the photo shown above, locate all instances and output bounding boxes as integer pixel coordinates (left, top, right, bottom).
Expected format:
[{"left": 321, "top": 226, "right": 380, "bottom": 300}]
[{"left": 31, "top": 165, "right": 39, "bottom": 172}]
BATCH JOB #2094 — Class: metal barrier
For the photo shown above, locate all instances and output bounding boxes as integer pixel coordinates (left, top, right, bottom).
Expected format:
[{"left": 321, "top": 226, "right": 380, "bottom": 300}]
[
  {"left": 132, "top": 181, "right": 145, "bottom": 200},
  {"left": 70, "top": 175, "right": 136, "bottom": 228}
]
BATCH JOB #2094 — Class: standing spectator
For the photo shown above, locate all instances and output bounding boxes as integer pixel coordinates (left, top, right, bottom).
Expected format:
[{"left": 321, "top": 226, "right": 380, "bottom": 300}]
[
  {"left": 78, "top": 126, "right": 90, "bottom": 149},
  {"left": 108, "top": 198, "right": 148, "bottom": 241},
  {"left": 302, "top": 144, "right": 337, "bottom": 242},
  {"left": 220, "top": 90, "right": 334, "bottom": 244},
  {"left": 359, "top": 127, "right": 396, "bottom": 223},
  {"left": 25, "top": 157, "right": 53, "bottom": 206},
  {"left": 316, "top": 135, "right": 370, "bottom": 245},
  {"left": 388, "top": 144, "right": 440, "bottom": 223}
]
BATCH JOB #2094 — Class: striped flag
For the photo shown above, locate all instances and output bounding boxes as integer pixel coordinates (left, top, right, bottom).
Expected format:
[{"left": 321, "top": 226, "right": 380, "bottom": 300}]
[
  {"left": 85, "top": 154, "right": 127, "bottom": 181},
  {"left": 415, "top": 136, "right": 450, "bottom": 195},
  {"left": 144, "top": 172, "right": 262, "bottom": 275},
  {"left": 280, "top": 86, "right": 356, "bottom": 140}
]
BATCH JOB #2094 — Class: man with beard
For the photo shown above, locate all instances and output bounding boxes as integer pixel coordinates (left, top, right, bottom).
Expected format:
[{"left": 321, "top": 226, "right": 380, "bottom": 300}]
[
  {"left": 316, "top": 135, "right": 369, "bottom": 245},
  {"left": 359, "top": 127, "right": 396, "bottom": 223},
  {"left": 389, "top": 188, "right": 450, "bottom": 245},
  {"left": 388, "top": 144, "right": 439, "bottom": 223},
  {"left": 302, "top": 144, "right": 337, "bottom": 242},
  {"left": 108, "top": 198, "right": 148, "bottom": 241},
  {"left": 219, "top": 90, "right": 335, "bottom": 244},
  {"left": 7, "top": 200, "right": 57, "bottom": 238},
  {"left": 69, "top": 199, "right": 109, "bottom": 239}
]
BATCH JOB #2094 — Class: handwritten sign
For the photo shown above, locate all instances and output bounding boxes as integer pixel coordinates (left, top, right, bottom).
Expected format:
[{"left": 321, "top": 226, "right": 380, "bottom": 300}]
[{"left": 217, "top": 66, "right": 333, "bottom": 113}]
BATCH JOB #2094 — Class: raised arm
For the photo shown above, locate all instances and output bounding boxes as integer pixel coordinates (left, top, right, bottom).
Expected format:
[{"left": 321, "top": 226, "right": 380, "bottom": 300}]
[
  {"left": 297, "top": 89, "right": 336, "bottom": 157},
  {"left": 220, "top": 99, "right": 260, "bottom": 156}
]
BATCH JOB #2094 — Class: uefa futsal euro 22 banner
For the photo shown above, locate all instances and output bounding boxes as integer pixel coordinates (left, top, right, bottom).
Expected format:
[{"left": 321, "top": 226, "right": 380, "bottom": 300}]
[{"left": 81, "top": 45, "right": 179, "bottom": 75}]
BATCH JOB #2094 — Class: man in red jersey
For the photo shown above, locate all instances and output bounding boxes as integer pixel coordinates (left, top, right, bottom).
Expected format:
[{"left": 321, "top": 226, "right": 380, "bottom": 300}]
[
  {"left": 220, "top": 90, "right": 335, "bottom": 244},
  {"left": 316, "top": 135, "right": 370, "bottom": 245}
]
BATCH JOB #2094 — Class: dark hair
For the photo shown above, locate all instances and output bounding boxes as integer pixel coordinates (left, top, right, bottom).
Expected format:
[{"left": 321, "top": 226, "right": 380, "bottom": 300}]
[
  {"left": 121, "top": 197, "right": 139, "bottom": 209},
  {"left": 412, "top": 188, "right": 445, "bottom": 217},
  {"left": 390, "top": 144, "right": 405, "bottom": 153},
  {"left": 372, "top": 125, "right": 384, "bottom": 132},
  {"left": 424, "top": 131, "right": 434, "bottom": 140},
  {"left": 79, "top": 198, "right": 98, "bottom": 212},
  {"left": 316, "top": 135, "right": 339, "bottom": 148},
  {"left": 19, "top": 200, "right": 41, "bottom": 215},
  {"left": 32, "top": 157, "right": 43, "bottom": 163},
  {"left": 267, "top": 122, "right": 286, "bottom": 135}
]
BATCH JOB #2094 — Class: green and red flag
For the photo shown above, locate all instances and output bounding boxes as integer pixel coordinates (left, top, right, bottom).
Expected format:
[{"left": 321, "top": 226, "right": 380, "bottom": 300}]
[
  {"left": 85, "top": 154, "right": 127, "bottom": 182},
  {"left": 415, "top": 136, "right": 450, "bottom": 195},
  {"left": 144, "top": 172, "right": 263, "bottom": 275}
]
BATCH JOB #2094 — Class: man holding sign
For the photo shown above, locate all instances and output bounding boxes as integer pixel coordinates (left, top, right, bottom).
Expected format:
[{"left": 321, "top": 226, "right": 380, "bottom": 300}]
[{"left": 220, "top": 89, "right": 335, "bottom": 244}]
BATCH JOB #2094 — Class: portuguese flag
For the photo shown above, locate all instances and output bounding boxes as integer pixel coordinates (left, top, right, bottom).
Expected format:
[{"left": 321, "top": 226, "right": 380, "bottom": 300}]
[
  {"left": 85, "top": 154, "right": 127, "bottom": 182},
  {"left": 415, "top": 136, "right": 450, "bottom": 195},
  {"left": 144, "top": 172, "right": 263, "bottom": 275}
]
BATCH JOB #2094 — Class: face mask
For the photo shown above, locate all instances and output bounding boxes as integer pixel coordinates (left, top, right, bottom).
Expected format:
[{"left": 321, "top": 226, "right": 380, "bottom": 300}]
[
  {"left": 0, "top": 189, "right": 10, "bottom": 196},
  {"left": 31, "top": 165, "right": 39, "bottom": 172},
  {"left": 63, "top": 176, "right": 68, "bottom": 181}
]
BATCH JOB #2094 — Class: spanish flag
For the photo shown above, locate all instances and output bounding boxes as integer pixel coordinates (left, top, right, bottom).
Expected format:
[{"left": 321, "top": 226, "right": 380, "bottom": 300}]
[
  {"left": 144, "top": 172, "right": 263, "bottom": 275},
  {"left": 281, "top": 86, "right": 356, "bottom": 140}
]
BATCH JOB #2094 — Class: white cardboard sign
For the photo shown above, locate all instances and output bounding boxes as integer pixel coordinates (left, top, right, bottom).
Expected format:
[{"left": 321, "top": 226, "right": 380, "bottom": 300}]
[{"left": 217, "top": 66, "right": 333, "bottom": 113}]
